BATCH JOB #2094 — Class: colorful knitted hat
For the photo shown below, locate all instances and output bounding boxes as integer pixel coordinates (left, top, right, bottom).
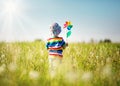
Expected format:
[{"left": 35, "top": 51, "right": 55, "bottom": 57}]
[{"left": 50, "top": 23, "right": 61, "bottom": 36}]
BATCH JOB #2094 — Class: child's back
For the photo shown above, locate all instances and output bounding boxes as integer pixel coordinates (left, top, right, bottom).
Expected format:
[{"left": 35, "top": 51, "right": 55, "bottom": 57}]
[
  {"left": 46, "top": 37, "right": 66, "bottom": 57},
  {"left": 46, "top": 23, "right": 67, "bottom": 76}
]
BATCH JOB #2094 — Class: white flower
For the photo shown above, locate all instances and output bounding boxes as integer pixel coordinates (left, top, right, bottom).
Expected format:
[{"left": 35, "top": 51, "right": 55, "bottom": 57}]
[
  {"left": 29, "top": 70, "right": 39, "bottom": 80},
  {"left": 0, "top": 64, "right": 6, "bottom": 74},
  {"left": 65, "top": 71, "right": 79, "bottom": 83},
  {"left": 1, "top": 54, "right": 5, "bottom": 58},
  {"left": 102, "top": 65, "right": 112, "bottom": 77},
  {"left": 81, "top": 72, "right": 93, "bottom": 82},
  {"left": 8, "top": 63, "right": 17, "bottom": 72}
]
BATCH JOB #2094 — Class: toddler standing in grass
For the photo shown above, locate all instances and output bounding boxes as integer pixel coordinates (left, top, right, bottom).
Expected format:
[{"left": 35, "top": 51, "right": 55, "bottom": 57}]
[{"left": 46, "top": 22, "right": 68, "bottom": 75}]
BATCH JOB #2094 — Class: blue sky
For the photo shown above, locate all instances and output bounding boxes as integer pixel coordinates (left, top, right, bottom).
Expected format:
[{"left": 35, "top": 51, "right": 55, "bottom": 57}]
[{"left": 0, "top": 0, "right": 120, "bottom": 42}]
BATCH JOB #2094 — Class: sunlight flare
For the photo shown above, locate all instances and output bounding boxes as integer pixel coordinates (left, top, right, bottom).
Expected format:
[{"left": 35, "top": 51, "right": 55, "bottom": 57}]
[
  {"left": 4, "top": 0, "right": 19, "bottom": 15},
  {"left": 0, "top": 0, "right": 31, "bottom": 42},
  {"left": 2, "top": 0, "right": 23, "bottom": 18}
]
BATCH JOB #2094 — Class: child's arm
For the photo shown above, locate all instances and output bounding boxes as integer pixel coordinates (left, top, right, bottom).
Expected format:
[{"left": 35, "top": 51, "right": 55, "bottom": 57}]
[
  {"left": 66, "top": 42, "right": 68, "bottom": 47},
  {"left": 63, "top": 42, "right": 68, "bottom": 49},
  {"left": 62, "top": 37, "right": 68, "bottom": 49},
  {"left": 46, "top": 40, "right": 49, "bottom": 50}
]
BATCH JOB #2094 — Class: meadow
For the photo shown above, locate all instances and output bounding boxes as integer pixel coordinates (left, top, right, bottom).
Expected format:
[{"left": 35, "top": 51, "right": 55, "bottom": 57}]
[{"left": 0, "top": 41, "right": 120, "bottom": 86}]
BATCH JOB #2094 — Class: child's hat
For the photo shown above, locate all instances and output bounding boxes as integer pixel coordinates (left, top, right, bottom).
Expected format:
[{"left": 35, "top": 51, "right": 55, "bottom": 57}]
[{"left": 50, "top": 23, "right": 61, "bottom": 36}]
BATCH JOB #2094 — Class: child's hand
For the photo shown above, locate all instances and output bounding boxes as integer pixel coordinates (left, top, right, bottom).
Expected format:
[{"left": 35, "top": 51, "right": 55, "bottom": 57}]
[
  {"left": 66, "top": 43, "right": 68, "bottom": 47},
  {"left": 63, "top": 43, "right": 68, "bottom": 49}
]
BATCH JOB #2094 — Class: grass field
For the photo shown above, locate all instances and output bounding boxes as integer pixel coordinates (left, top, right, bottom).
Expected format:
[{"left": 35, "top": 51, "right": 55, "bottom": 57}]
[{"left": 0, "top": 41, "right": 120, "bottom": 86}]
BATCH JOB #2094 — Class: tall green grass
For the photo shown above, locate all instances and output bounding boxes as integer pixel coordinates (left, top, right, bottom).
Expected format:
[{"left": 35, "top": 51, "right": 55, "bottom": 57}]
[{"left": 0, "top": 42, "right": 120, "bottom": 86}]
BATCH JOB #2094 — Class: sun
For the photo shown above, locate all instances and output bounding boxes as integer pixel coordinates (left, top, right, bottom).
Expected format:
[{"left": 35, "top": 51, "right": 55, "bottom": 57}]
[
  {"left": 4, "top": 1, "right": 17, "bottom": 14},
  {"left": 0, "top": 0, "right": 36, "bottom": 42},
  {"left": 0, "top": 0, "right": 26, "bottom": 42},
  {"left": 3, "top": 0, "right": 21, "bottom": 16}
]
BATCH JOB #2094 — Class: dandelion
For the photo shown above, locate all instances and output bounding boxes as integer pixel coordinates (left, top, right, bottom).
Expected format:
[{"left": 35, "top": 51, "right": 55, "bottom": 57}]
[
  {"left": 8, "top": 63, "right": 17, "bottom": 72},
  {"left": 0, "top": 64, "right": 6, "bottom": 74},
  {"left": 81, "top": 72, "right": 93, "bottom": 82},
  {"left": 65, "top": 71, "right": 79, "bottom": 84},
  {"left": 29, "top": 70, "right": 39, "bottom": 80},
  {"left": 1, "top": 54, "right": 5, "bottom": 58},
  {"left": 102, "top": 65, "right": 112, "bottom": 77}
]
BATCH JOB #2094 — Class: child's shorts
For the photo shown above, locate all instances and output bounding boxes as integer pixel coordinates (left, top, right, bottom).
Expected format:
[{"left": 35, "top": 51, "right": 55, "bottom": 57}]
[{"left": 48, "top": 55, "right": 62, "bottom": 71}]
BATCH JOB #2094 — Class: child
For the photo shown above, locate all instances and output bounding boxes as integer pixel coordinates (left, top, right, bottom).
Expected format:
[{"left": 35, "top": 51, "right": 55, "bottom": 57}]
[{"left": 46, "top": 22, "right": 68, "bottom": 74}]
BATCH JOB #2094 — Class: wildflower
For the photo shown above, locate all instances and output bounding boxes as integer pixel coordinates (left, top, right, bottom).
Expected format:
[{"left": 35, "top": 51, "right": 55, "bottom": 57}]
[
  {"left": 102, "top": 65, "right": 112, "bottom": 77},
  {"left": 65, "top": 71, "right": 79, "bottom": 83},
  {"left": 81, "top": 72, "right": 93, "bottom": 82},
  {"left": 8, "top": 63, "right": 17, "bottom": 72},
  {"left": 29, "top": 70, "right": 39, "bottom": 80},
  {"left": 0, "top": 64, "right": 6, "bottom": 74},
  {"left": 1, "top": 54, "right": 5, "bottom": 58}
]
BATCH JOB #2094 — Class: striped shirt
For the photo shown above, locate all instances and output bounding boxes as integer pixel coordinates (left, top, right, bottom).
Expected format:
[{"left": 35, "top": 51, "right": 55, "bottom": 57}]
[{"left": 46, "top": 37, "right": 66, "bottom": 57}]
